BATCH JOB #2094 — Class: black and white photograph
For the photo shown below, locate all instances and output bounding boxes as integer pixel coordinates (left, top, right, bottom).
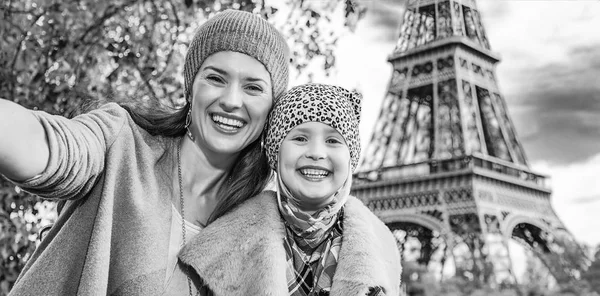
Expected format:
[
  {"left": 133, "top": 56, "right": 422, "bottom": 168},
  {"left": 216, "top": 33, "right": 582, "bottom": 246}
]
[{"left": 1, "top": 0, "right": 599, "bottom": 295}]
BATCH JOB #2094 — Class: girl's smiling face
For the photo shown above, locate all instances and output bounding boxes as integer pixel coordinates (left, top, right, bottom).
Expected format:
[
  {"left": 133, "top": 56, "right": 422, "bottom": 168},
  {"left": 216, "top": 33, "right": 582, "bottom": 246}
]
[{"left": 278, "top": 122, "right": 351, "bottom": 211}]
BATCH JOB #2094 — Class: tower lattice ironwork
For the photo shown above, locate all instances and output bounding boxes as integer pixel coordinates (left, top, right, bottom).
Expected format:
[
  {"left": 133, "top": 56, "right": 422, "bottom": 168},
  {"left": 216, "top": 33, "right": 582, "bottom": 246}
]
[{"left": 352, "top": 0, "right": 587, "bottom": 285}]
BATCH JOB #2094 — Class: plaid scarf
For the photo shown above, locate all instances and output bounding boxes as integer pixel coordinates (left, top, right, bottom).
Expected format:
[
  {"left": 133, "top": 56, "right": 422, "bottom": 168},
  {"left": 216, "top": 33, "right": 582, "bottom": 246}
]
[
  {"left": 276, "top": 170, "right": 352, "bottom": 295},
  {"left": 284, "top": 210, "right": 343, "bottom": 296}
]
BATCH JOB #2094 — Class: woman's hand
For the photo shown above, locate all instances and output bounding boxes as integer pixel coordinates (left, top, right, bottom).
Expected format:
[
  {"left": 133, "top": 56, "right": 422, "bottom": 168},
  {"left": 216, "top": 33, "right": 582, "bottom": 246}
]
[{"left": 0, "top": 99, "right": 50, "bottom": 181}]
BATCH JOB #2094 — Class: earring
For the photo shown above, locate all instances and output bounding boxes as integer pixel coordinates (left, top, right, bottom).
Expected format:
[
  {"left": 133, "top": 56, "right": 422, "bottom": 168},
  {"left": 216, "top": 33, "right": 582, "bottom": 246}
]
[
  {"left": 260, "top": 133, "right": 266, "bottom": 153},
  {"left": 184, "top": 102, "right": 194, "bottom": 141}
]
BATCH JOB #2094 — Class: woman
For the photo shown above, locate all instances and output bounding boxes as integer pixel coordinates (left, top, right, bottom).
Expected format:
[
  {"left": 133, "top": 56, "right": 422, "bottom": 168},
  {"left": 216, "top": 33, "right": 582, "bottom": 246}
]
[{"left": 0, "top": 10, "right": 289, "bottom": 295}]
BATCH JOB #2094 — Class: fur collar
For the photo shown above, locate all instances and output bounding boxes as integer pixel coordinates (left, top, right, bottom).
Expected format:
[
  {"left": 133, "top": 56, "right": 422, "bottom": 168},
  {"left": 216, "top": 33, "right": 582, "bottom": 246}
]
[{"left": 179, "top": 191, "right": 400, "bottom": 296}]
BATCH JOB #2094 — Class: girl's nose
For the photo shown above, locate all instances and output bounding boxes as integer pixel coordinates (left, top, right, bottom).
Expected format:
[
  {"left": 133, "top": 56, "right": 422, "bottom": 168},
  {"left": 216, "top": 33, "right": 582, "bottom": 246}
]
[{"left": 305, "top": 140, "right": 327, "bottom": 160}]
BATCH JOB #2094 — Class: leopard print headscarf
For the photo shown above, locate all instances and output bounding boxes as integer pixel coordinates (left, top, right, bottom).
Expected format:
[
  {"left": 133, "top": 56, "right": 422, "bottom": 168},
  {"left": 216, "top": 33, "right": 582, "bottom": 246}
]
[{"left": 264, "top": 83, "right": 362, "bottom": 172}]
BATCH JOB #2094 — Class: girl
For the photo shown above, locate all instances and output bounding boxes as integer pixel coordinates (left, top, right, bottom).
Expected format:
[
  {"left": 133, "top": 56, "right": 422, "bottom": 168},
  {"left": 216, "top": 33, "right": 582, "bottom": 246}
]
[{"left": 179, "top": 84, "right": 401, "bottom": 296}]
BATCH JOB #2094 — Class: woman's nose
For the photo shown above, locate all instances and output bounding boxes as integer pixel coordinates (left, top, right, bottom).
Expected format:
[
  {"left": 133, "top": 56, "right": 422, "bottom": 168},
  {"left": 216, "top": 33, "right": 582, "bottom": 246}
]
[{"left": 219, "top": 85, "right": 243, "bottom": 111}]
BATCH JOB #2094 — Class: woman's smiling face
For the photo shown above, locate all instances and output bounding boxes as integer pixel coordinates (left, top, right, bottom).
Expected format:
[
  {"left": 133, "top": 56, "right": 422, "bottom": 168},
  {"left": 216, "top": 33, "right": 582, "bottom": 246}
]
[
  {"left": 189, "top": 51, "right": 273, "bottom": 158},
  {"left": 278, "top": 122, "right": 351, "bottom": 211}
]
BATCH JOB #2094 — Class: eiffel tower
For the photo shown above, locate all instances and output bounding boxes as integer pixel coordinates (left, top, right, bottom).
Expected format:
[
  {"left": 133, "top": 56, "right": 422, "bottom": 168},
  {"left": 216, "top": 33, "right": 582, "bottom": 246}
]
[{"left": 352, "top": 0, "right": 587, "bottom": 286}]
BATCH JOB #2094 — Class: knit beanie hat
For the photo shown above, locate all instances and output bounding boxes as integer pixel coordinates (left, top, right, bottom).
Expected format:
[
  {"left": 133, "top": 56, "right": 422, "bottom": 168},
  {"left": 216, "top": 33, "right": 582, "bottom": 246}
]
[
  {"left": 265, "top": 83, "right": 362, "bottom": 172},
  {"left": 183, "top": 9, "right": 290, "bottom": 101}
]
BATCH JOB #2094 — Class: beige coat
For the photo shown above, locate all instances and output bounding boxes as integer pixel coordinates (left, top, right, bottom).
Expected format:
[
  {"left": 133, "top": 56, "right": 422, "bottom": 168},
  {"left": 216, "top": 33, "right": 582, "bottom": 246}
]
[
  {"left": 179, "top": 191, "right": 402, "bottom": 296},
  {"left": 9, "top": 104, "right": 177, "bottom": 295}
]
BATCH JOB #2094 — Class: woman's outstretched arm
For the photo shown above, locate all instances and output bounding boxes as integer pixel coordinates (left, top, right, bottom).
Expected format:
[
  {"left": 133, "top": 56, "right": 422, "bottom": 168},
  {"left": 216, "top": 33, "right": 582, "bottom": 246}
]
[{"left": 0, "top": 99, "right": 50, "bottom": 181}]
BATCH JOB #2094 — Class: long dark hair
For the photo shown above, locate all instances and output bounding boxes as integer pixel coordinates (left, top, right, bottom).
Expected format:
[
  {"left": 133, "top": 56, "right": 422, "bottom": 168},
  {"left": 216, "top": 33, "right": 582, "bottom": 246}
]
[
  {"left": 120, "top": 101, "right": 272, "bottom": 224},
  {"left": 120, "top": 102, "right": 188, "bottom": 137},
  {"left": 209, "top": 137, "right": 271, "bottom": 223}
]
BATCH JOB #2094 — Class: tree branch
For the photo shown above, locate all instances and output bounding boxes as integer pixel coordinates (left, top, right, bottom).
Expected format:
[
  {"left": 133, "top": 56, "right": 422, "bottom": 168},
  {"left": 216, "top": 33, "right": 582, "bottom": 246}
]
[
  {"left": 136, "top": 66, "right": 158, "bottom": 100},
  {"left": 0, "top": 8, "right": 36, "bottom": 14},
  {"left": 0, "top": 6, "right": 38, "bottom": 15}
]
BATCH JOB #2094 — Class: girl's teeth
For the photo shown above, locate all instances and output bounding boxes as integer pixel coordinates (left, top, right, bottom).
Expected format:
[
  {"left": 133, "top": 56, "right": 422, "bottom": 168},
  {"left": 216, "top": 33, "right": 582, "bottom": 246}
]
[
  {"left": 212, "top": 115, "right": 244, "bottom": 128},
  {"left": 300, "top": 168, "right": 329, "bottom": 178}
]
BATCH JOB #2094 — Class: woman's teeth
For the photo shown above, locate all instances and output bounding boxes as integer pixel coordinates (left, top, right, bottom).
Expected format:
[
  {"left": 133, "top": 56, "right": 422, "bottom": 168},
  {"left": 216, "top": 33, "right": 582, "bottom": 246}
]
[
  {"left": 212, "top": 114, "right": 244, "bottom": 130},
  {"left": 300, "top": 168, "right": 330, "bottom": 178}
]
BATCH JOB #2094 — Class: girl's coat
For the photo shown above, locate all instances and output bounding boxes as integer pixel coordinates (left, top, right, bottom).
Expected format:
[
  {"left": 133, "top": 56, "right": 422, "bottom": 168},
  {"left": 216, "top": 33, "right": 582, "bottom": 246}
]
[{"left": 179, "top": 190, "right": 401, "bottom": 296}]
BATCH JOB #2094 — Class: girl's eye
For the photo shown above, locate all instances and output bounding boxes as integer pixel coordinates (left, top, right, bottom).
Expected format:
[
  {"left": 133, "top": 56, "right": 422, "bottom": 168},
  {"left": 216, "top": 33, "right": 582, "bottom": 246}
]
[
  {"left": 291, "top": 136, "right": 307, "bottom": 142},
  {"left": 326, "top": 138, "right": 343, "bottom": 144}
]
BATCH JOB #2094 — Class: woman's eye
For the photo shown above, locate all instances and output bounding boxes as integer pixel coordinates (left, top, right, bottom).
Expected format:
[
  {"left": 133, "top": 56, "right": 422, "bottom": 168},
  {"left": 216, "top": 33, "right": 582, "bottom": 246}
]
[
  {"left": 245, "top": 84, "right": 264, "bottom": 93},
  {"left": 207, "top": 75, "right": 224, "bottom": 83}
]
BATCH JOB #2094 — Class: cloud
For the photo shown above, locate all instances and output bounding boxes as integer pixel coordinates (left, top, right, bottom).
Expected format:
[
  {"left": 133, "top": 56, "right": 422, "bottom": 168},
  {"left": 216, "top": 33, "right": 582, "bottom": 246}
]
[
  {"left": 477, "top": 1, "right": 510, "bottom": 23},
  {"left": 482, "top": 2, "right": 600, "bottom": 166},
  {"left": 519, "top": 117, "right": 600, "bottom": 166},
  {"left": 508, "top": 44, "right": 600, "bottom": 95},
  {"left": 364, "top": 2, "right": 402, "bottom": 28},
  {"left": 358, "top": 0, "right": 405, "bottom": 43},
  {"left": 571, "top": 195, "right": 600, "bottom": 205},
  {"left": 501, "top": 43, "right": 600, "bottom": 165}
]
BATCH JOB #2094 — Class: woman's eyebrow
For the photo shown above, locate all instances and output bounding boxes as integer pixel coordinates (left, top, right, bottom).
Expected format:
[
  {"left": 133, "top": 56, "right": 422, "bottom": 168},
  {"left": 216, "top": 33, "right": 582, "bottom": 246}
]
[
  {"left": 202, "top": 66, "right": 228, "bottom": 76},
  {"left": 245, "top": 76, "right": 268, "bottom": 84}
]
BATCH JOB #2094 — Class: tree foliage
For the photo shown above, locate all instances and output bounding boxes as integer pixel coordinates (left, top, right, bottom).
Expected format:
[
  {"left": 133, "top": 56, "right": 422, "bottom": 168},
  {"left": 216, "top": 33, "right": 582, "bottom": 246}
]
[
  {"left": 0, "top": 0, "right": 366, "bottom": 294},
  {"left": 399, "top": 245, "right": 598, "bottom": 296},
  {"left": 583, "top": 246, "right": 600, "bottom": 293},
  {"left": 394, "top": 224, "right": 593, "bottom": 296}
]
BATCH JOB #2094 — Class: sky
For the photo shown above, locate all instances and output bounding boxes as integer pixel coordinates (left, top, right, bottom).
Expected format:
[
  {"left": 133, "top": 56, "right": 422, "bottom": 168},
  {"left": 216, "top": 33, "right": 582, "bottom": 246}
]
[{"left": 306, "top": 0, "right": 600, "bottom": 248}]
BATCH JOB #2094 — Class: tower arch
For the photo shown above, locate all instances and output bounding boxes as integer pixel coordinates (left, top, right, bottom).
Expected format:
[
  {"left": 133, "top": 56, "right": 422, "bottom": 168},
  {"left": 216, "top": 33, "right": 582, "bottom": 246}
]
[{"left": 502, "top": 214, "right": 551, "bottom": 238}]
